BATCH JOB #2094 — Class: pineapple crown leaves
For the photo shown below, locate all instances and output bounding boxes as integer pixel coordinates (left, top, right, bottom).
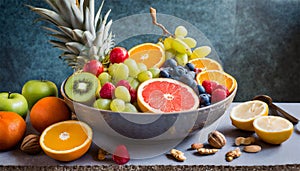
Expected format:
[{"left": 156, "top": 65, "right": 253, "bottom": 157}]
[{"left": 27, "top": 0, "right": 115, "bottom": 69}]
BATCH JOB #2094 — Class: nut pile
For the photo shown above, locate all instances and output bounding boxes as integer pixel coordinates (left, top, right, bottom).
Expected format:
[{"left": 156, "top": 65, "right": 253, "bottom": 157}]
[{"left": 169, "top": 131, "right": 263, "bottom": 162}]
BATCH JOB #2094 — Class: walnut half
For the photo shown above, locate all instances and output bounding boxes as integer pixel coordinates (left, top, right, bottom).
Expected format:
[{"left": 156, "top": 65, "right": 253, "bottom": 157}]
[
  {"left": 208, "top": 130, "right": 226, "bottom": 149},
  {"left": 20, "top": 134, "right": 42, "bottom": 155}
]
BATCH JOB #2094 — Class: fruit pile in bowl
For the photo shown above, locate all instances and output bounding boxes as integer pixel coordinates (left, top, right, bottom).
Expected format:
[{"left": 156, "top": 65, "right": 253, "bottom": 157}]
[{"left": 29, "top": 0, "right": 237, "bottom": 158}]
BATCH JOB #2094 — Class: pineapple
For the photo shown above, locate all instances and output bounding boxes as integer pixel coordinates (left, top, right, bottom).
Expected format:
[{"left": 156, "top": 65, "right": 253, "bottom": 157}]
[{"left": 27, "top": 0, "right": 114, "bottom": 70}]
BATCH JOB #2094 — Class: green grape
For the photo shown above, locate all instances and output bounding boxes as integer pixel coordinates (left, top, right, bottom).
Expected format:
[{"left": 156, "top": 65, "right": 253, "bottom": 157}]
[
  {"left": 182, "top": 37, "right": 197, "bottom": 48},
  {"left": 108, "top": 63, "right": 118, "bottom": 77},
  {"left": 138, "top": 63, "right": 147, "bottom": 72},
  {"left": 123, "top": 103, "right": 138, "bottom": 113},
  {"left": 127, "top": 77, "right": 140, "bottom": 90},
  {"left": 190, "top": 46, "right": 211, "bottom": 59},
  {"left": 110, "top": 99, "right": 125, "bottom": 112},
  {"left": 111, "top": 63, "right": 129, "bottom": 84},
  {"left": 98, "top": 72, "right": 112, "bottom": 86},
  {"left": 175, "top": 26, "right": 188, "bottom": 37},
  {"left": 114, "top": 86, "right": 131, "bottom": 102},
  {"left": 137, "top": 70, "right": 153, "bottom": 83},
  {"left": 148, "top": 67, "right": 160, "bottom": 78},
  {"left": 157, "top": 41, "right": 165, "bottom": 50},
  {"left": 124, "top": 58, "right": 140, "bottom": 77},
  {"left": 175, "top": 53, "right": 188, "bottom": 66},
  {"left": 172, "top": 38, "right": 192, "bottom": 56},
  {"left": 165, "top": 49, "right": 176, "bottom": 60},
  {"left": 93, "top": 98, "right": 111, "bottom": 110},
  {"left": 163, "top": 37, "right": 174, "bottom": 50}
]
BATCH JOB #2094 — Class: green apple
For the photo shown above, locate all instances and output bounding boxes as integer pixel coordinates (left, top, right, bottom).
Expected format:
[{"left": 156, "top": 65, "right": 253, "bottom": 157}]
[
  {"left": 0, "top": 92, "right": 28, "bottom": 118},
  {"left": 22, "top": 80, "right": 58, "bottom": 109}
]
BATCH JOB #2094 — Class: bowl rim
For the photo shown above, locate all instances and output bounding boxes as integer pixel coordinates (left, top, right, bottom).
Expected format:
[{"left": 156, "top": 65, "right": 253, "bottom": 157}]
[{"left": 60, "top": 76, "right": 237, "bottom": 116}]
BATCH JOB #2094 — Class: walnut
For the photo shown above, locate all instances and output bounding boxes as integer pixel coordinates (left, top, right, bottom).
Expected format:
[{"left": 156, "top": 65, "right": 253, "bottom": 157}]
[
  {"left": 226, "top": 148, "right": 241, "bottom": 162},
  {"left": 208, "top": 130, "right": 226, "bottom": 149},
  {"left": 20, "top": 134, "right": 42, "bottom": 155},
  {"left": 170, "top": 149, "right": 186, "bottom": 162},
  {"left": 197, "top": 148, "right": 218, "bottom": 155}
]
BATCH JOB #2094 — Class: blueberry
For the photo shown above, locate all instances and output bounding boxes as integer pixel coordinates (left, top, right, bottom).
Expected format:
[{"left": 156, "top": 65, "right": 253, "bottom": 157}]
[
  {"left": 186, "top": 63, "right": 195, "bottom": 71},
  {"left": 179, "top": 74, "right": 194, "bottom": 87},
  {"left": 197, "top": 85, "right": 206, "bottom": 94},
  {"left": 199, "top": 94, "right": 211, "bottom": 106},
  {"left": 187, "top": 71, "right": 196, "bottom": 79},
  {"left": 159, "top": 70, "right": 170, "bottom": 78},
  {"left": 162, "top": 58, "right": 177, "bottom": 68}
]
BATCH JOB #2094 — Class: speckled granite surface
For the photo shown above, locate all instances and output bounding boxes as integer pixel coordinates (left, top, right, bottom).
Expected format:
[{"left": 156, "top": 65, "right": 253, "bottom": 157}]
[{"left": 0, "top": 0, "right": 300, "bottom": 101}]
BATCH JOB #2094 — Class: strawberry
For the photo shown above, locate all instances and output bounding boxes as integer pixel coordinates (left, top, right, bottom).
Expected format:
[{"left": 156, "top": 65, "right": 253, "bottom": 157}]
[
  {"left": 211, "top": 88, "right": 227, "bottom": 104},
  {"left": 213, "top": 84, "right": 230, "bottom": 97},
  {"left": 112, "top": 145, "right": 130, "bottom": 165},
  {"left": 202, "top": 80, "right": 218, "bottom": 94},
  {"left": 100, "top": 82, "right": 115, "bottom": 99}
]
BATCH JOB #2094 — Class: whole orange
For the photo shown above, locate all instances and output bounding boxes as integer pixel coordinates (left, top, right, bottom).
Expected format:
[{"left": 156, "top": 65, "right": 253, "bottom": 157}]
[
  {"left": 0, "top": 111, "right": 26, "bottom": 151},
  {"left": 30, "top": 97, "right": 71, "bottom": 133}
]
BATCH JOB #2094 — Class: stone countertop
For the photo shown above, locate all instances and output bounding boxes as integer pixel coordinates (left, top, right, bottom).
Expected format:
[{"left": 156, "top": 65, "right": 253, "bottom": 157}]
[{"left": 0, "top": 103, "right": 300, "bottom": 170}]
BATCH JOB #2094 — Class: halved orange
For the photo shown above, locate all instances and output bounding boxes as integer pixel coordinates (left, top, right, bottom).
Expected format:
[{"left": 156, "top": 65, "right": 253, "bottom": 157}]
[
  {"left": 40, "top": 120, "right": 92, "bottom": 162},
  {"left": 137, "top": 78, "right": 199, "bottom": 113},
  {"left": 189, "top": 58, "right": 223, "bottom": 71},
  {"left": 196, "top": 70, "right": 237, "bottom": 94},
  {"left": 128, "top": 43, "right": 165, "bottom": 69}
]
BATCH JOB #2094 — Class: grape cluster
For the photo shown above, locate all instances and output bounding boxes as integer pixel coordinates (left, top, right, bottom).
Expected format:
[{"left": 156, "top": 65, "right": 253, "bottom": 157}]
[
  {"left": 95, "top": 58, "right": 161, "bottom": 112},
  {"left": 159, "top": 58, "right": 199, "bottom": 95},
  {"left": 162, "top": 26, "right": 212, "bottom": 66}
]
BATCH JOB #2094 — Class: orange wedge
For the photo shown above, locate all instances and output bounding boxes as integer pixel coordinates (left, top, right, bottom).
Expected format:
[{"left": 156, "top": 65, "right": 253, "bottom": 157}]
[
  {"left": 196, "top": 70, "right": 237, "bottom": 94},
  {"left": 40, "top": 120, "right": 92, "bottom": 162},
  {"left": 137, "top": 78, "right": 199, "bottom": 113},
  {"left": 128, "top": 43, "right": 165, "bottom": 69},
  {"left": 189, "top": 58, "right": 223, "bottom": 71}
]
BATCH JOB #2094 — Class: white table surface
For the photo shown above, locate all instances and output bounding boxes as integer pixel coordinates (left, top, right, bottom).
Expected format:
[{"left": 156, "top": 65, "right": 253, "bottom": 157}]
[{"left": 1, "top": 103, "right": 299, "bottom": 167}]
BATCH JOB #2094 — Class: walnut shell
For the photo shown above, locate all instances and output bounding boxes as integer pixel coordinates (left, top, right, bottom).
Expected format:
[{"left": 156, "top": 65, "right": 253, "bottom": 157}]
[
  {"left": 20, "top": 134, "right": 42, "bottom": 155},
  {"left": 208, "top": 130, "right": 226, "bottom": 149}
]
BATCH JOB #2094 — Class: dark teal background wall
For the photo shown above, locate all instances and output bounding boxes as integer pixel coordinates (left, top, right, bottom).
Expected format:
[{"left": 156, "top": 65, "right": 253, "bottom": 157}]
[{"left": 0, "top": 0, "right": 299, "bottom": 102}]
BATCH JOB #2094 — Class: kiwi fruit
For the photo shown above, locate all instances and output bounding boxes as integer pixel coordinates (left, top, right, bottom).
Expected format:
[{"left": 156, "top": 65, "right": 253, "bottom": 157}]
[{"left": 64, "top": 72, "right": 100, "bottom": 104}]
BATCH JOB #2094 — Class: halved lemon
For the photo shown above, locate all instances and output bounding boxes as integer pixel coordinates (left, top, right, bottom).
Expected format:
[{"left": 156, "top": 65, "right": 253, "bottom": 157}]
[
  {"left": 128, "top": 43, "right": 165, "bottom": 69},
  {"left": 253, "top": 116, "right": 293, "bottom": 144},
  {"left": 196, "top": 70, "right": 237, "bottom": 94},
  {"left": 40, "top": 120, "right": 92, "bottom": 162},
  {"left": 189, "top": 58, "right": 223, "bottom": 71},
  {"left": 230, "top": 101, "right": 269, "bottom": 131}
]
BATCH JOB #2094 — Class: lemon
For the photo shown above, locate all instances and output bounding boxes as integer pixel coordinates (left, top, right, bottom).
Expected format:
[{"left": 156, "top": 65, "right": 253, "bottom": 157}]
[
  {"left": 253, "top": 116, "right": 293, "bottom": 144},
  {"left": 230, "top": 101, "right": 269, "bottom": 131}
]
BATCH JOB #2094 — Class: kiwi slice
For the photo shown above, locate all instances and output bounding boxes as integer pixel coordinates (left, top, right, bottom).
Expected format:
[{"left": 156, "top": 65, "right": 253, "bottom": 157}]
[{"left": 64, "top": 72, "right": 100, "bottom": 104}]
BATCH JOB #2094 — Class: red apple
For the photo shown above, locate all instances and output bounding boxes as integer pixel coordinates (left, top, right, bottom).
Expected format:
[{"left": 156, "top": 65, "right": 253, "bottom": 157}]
[
  {"left": 109, "top": 47, "right": 129, "bottom": 64},
  {"left": 83, "top": 60, "right": 104, "bottom": 77}
]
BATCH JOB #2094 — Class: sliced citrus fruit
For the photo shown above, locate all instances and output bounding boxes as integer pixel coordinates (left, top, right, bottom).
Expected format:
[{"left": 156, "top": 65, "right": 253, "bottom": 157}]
[
  {"left": 230, "top": 100, "right": 269, "bottom": 131},
  {"left": 196, "top": 70, "right": 237, "bottom": 94},
  {"left": 40, "top": 120, "right": 92, "bottom": 162},
  {"left": 189, "top": 58, "right": 223, "bottom": 71},
  {"left": 137, "top": 78, "right": 199, "bottom": 113},
  {"left": 128, "top": 43, "right": 165, "bottom": 69},
  {"left": 253, "top": 116, "right": 293, "bottom": 144}
]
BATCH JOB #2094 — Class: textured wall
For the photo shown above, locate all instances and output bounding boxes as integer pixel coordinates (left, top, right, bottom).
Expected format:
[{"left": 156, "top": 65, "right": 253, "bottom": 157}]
[{"left": 0, "top": 0, "right": 299, "bottom": 102}]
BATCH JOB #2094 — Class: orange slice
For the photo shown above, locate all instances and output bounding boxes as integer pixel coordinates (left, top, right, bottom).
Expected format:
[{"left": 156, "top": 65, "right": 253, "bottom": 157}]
[
  {"left": 230, "top": 100, "right": 269, "bottom": 131},
  {"left": 128, "top": 43, "right": 165, "bottom": 69},
  {"left": 253, "top": 116, "right": 293, "bottom": 144},
  {"left": 196, "top": 70, "right": 237, "bottom": 94},
  {"left": 189, "top": 58, "right": 223, "bottom": 71},
  {"left": 40, "top": 120, "right": 92, "bottom": 162},
  {"left": 137, "top": 78, "right": 199, "bottom": 113}
]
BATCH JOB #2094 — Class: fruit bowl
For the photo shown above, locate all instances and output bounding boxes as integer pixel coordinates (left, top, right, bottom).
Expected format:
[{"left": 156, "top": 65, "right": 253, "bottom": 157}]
[{"left": 61, "top": 79, "right": 237, "bottom": 159}]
